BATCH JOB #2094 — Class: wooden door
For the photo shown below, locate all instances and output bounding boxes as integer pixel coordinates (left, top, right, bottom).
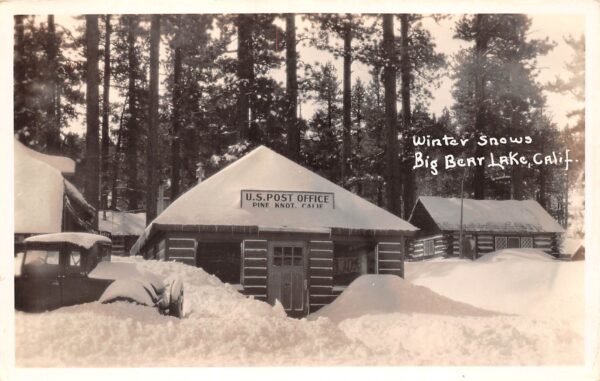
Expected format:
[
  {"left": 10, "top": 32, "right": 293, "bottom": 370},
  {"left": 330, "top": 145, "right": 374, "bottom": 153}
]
[{"left": 267, "top": 242, "right": 306, "bottom": 315}]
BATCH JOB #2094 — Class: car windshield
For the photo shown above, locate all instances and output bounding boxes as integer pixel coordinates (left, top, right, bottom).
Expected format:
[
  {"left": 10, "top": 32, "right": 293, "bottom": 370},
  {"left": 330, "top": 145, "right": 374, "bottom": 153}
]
[{"left": 24, "top": 250, "right": 60, "bottom": 266}]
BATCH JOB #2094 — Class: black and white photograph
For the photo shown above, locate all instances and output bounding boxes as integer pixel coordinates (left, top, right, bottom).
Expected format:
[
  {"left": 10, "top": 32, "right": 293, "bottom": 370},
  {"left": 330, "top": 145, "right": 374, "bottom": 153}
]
[{"left": 1, "top": 0, "right": 599, "bottom": 379}]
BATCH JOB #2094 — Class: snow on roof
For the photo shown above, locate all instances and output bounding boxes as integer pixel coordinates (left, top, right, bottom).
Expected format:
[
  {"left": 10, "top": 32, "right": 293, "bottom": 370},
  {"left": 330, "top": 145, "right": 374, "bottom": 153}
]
[
  {"left": 24, "top": 232, "right": 111, "bottom": 249},
  {"left": 561, "top": 238, "right": 584, "bottom": 256},
  {"left": 14, "top": 139, "right": 66, "bottom": 234},
  {"left": 413, "top": 196, "right": 565, "bottom": 233},
  {"left": 16, "top": 138, "right": 76, "bottom": 175},
  {"left": 98, "top": 211, "right": 146, "bottom": 236},
  {"left": 132, "top": 146, "right": 417, "bottom": 254}
]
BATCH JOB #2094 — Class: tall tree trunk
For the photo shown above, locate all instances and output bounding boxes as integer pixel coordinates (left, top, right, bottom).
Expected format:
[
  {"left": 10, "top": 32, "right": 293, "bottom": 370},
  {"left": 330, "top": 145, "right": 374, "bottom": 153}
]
[
  {"left": 400, "top": 14, "right": 415, "bottom": 218},
  {"left": 236, "top": 15, "right": 254, "bottom": 142},
  {"left": 85, "top": 15, "right": 100, "bottom": 229},
  {"left": 101, "top": 14, "right": 111, "bottom": 211},
  {"left": 341, "top": 21, "right": 352, "bottom": 185},
  {"left": 14, "top": 15, "right": 26, "bottom": 135},
  {"left": 45, "top": 15, "right": 60, "bottom": 153},
  {"left": 285, "top": 14, "right": 299, "bottom": 161},
  {"left": 145, "top": 15, "right": 160, "bottom": 225},
  {"left": 126, "top": 15, "right": 139, "bottom": 210},
  {"left": 171, "top": 15, "right": 182, "bottom": 200},
  {"left": 383, "top": 15, "right": 401, "bottom": 216},
  {"left": 472, "top": 14, "right": 487, "bottom": 199},
  {"left": 110, "top": 99, "right": 127, "bottom": 210}
]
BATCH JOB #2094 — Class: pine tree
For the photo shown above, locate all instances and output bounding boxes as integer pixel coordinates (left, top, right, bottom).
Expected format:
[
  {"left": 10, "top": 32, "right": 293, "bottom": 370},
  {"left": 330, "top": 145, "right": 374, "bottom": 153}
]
[
  {"left": 101, "top": 14, "right": 111, "bottom": 210},
  {"left": 453, "top": 14, "right": 553, "bottom": 199},
  {"left": 285, "top": 14, "right": 300, "bottom": 161},
  {"left": 14, "top": 15, "right": 83, "bottom": 151},
  {"left": 145, "top": 15, "right": 160, "bottom": 224},
  {"left": 84, "top": 15, "right": 100, "bottom": 226},
  {"left": 383, "top": 14, "right": 402, "bottom": 216}
]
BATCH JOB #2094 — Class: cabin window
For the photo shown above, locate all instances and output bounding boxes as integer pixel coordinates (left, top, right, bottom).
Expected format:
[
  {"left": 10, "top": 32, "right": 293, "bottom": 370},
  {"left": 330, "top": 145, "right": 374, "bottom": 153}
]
[
  {"left": 333, "top": 243, "right": 371, "bottom": 287},
  {"left": 196, "top": 241, "right": 241, "bottom": 284},
  {"left": 495, "top": 237, "right": 507, "bottom": 250},
  {"left": 507, "top": 237, "right": 520, "bottom": 248},
  {"left": 521, "top": 237, "right": 533, "bottom": 248},
  {"left": 423, "top": 239, "right": 435, "bottom": 257}
]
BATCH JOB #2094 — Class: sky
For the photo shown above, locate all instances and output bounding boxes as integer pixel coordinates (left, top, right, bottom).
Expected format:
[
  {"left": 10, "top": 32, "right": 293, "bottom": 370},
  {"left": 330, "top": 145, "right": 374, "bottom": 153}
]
[{"left": 53, "top": 13, "right": 585, "bottom": 135}]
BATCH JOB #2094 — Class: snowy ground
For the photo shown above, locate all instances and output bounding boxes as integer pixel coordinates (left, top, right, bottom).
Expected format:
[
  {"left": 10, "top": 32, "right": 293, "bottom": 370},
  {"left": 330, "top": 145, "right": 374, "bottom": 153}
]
[{"left": 15, "top": 249, "right": 584, "bottom": 367}]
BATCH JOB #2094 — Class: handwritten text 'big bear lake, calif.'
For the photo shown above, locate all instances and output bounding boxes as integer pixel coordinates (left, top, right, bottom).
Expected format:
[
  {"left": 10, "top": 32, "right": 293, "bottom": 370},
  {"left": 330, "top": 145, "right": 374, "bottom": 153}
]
[{"left": 412, "top": 134, "right": 575, "bottom": 175}]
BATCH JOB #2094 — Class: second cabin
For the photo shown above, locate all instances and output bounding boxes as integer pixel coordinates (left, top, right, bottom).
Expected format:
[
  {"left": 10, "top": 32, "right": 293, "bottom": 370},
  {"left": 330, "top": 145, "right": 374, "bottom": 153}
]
[
  {"left": 407, "top": 196, "right": 565, "bottom": 260},
  {"left": 130, "top": 146, "right": 418, "bottom": 317}
]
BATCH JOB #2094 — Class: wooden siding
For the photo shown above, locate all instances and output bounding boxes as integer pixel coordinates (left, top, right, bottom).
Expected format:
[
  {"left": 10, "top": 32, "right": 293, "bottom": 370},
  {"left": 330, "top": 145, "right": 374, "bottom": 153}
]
[
  {"left": 165, "top": 237, "right": 196, "bottom": 265},
  {"left": 408, "top": 234, "right": 449, "bottom": 260},
  {"left": 376, "top": 241, "right": 403, "bottom": 276},
  {"left": 447, "top": 232, "right": 560, "bottom": 258},
  {"left": 241, "top": 239, "right": 268, "bottom": 302},
  {"left": 308, "top": 240, "right": 334, "bottom": 312}
]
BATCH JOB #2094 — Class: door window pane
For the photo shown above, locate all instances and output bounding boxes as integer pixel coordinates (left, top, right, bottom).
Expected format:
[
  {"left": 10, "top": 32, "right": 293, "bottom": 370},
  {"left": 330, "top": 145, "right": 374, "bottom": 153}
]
[
  {"left": 293, "top": 247, "right": 303, "bottom": 265},
  {"left": 273, "top": 245, "right": 303, "bottom": 266},
  {"left": 273, "top": 247, "right": 282, "bottom": 266}
]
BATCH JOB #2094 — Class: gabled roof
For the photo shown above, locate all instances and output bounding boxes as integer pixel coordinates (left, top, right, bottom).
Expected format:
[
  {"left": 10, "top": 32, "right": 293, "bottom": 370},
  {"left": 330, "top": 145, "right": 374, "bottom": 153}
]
[
  {"left": 132, "top": 146, "right": 417, "bottom": 254},
  {"left": 98, "top": 211, "right": 146, "bottom": 236},
  {"left": 14, "top": 139, "right": 93, "bottom": 234},
  {"left": 17, "top": 138, "right": 76, "bottom": 175},
  {"left": 409, "top": 196, "right": 565, "bottom": 234}
]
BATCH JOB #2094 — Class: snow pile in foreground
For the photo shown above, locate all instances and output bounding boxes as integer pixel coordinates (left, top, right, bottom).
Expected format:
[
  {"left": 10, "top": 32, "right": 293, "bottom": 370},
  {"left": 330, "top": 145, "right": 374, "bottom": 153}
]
[
  {"left": 310, "top": 274, "right": 495, "bottom": 323},
  {"left": 15, "top": 250, "right": 584, "bottom": 366},
  {"left": 16, "top": 257, "right": 368, "bottom": 367}
]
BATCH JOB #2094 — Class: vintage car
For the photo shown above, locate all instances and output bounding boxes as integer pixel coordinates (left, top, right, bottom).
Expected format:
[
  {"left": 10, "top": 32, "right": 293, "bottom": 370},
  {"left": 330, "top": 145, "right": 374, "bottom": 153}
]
[{"left": 14, "top": 232, "right": 184, "bottom": 318}]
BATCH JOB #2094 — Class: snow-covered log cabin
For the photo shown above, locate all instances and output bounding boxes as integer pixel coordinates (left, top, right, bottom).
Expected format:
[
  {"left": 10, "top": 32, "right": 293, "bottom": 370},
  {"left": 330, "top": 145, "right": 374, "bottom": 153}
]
[
  {"left": 98, "top": 211, "right": 146, "bottom": 255},
  {"left": 407, "top": 196, "right": 565, "bottom": 260},
  {"left": 14, "top": 139, "right": 96, "bottom": 246},
  {"left": 130, "top": 146, "right": 418, "bottom": 316}
]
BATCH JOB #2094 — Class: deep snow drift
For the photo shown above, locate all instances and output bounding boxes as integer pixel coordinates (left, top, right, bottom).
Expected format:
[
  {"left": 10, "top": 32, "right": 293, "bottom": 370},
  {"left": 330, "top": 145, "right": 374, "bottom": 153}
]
[
  {"left": 310, "top": 274, "right": 495, "bottom": 322},
  {"left": 15, "top": 250, "right": 584, "bottom": 366}
]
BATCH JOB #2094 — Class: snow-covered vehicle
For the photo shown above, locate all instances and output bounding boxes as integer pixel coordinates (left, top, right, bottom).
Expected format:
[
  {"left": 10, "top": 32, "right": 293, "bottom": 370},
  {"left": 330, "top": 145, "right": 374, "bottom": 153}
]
[{"left": 14, "top": 232, "right": 184, "bottom": 318}]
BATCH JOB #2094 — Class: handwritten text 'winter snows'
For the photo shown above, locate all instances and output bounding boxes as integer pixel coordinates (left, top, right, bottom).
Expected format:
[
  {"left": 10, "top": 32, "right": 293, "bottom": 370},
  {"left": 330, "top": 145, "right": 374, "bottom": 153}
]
[{"left": 412, "top": 135, "right": 574, "bottom": 176}]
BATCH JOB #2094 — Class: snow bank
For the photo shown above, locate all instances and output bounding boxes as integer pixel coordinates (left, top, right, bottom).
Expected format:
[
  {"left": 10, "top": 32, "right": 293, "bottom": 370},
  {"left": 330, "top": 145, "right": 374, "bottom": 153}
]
[
  {"left": 476, "top": 248, "right": 556, "bottom": 263},
  {"left": 15, "top": 252, "right": 583, "bottom": 367},
  {"left": 89, "top": 261, "right": 165, "bottom": 293},
  {"left": 311, "top": 275, "right": 495, "bottom": 322},
  {"left": 25, "top": 232, "right": 111, "bottom": 250},
  {"left": 406, "top": 249, "right": 584, "bottom": 318},
  {"left": 16, "top": 257, "right": 368, "bottom": 367}
]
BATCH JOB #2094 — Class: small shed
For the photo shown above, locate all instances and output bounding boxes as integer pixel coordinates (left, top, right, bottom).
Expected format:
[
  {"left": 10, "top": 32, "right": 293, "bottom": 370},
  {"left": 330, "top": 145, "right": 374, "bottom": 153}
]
[
  {"left": 131, "top": 146, "right": 417, "bottom": 316},
  {"left": 560, "top": 238, "right": 585, "bottom": 261},
  {"left": 407, "top": 196, "right": 565, "bottom": 260},
  {"left": 14, "top": 139, "right": 96, "bottom": 246},
  {"left": 98, "top": 211, "right": 146, "bottom": 255}
]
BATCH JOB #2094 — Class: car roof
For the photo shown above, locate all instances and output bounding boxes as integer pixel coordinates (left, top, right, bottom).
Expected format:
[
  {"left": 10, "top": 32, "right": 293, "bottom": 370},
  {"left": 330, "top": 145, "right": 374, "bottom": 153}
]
[{"left": 24, "top": 232, "right": 112, "bottom": 250}]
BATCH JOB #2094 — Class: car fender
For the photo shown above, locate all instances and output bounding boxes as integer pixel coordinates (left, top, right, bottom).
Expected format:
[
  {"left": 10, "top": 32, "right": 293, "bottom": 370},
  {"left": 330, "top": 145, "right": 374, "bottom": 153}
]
[{"left": 99, "top": 278, "right": 158, "bottom": 307}]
